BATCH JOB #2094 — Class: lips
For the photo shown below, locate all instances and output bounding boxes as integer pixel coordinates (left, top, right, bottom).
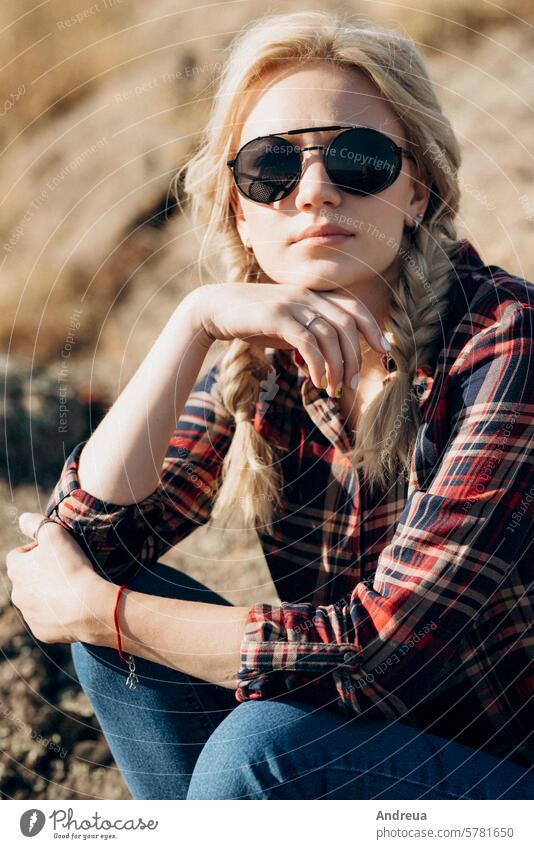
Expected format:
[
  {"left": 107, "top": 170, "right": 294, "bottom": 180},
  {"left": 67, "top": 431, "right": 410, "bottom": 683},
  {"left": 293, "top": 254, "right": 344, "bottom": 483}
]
[{"left": 291, "top": 224, "right": 354, "bottom": 243}]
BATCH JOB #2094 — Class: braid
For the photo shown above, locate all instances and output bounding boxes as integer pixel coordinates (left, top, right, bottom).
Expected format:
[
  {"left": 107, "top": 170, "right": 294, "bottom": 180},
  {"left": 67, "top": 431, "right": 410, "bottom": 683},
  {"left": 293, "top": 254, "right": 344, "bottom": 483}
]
[
  {"left": 348, "top": 221, "right": 458, "bottom": 490},
  {"left": 209, "top": 338, "right": 284, "bottom": 534}
]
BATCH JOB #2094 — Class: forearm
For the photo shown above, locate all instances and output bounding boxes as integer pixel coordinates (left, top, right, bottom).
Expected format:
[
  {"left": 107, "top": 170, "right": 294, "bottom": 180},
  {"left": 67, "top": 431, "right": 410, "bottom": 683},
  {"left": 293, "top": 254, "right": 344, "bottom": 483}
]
[
  {"left": 77, "top": 291, "right": 213, "bottom": 504},
  {"left": 89, "top": 580, "right": 250, "bottom": 689}
]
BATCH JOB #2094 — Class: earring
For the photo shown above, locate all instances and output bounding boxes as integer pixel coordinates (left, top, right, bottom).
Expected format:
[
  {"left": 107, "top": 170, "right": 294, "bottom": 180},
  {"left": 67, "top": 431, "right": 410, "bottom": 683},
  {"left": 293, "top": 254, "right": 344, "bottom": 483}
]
[{"left": 412, "top": 212, "right": 423, "bottom": 232}]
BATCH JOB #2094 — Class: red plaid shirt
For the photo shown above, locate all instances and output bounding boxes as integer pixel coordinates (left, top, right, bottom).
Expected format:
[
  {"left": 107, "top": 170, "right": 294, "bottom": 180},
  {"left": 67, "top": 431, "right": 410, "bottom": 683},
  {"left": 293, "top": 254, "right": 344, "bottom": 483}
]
[{"left": 46, "top": 241, "right": 534, "bottom": 769}]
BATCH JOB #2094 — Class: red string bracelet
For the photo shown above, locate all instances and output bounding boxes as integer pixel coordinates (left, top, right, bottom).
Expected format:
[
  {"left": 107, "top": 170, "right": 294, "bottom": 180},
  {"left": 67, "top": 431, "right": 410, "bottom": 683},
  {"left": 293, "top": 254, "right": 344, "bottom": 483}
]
[{"left": 113, "top": 585, "right": 139, "bottom": 690}]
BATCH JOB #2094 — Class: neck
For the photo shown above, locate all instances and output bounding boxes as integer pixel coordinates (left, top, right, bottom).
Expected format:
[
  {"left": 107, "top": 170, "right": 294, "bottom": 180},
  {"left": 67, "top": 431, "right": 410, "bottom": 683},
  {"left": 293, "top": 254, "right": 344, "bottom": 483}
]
[
  {"left": 350, "top": 247, "right": 399, "bottom": 307},
  {"left": 346, "top": 255, "right": 399, "bottom": 373}
]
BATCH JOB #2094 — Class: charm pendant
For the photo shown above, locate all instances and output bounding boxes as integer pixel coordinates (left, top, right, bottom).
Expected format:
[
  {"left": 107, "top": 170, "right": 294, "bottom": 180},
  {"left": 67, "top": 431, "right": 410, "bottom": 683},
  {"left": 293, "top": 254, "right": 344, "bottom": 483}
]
[{"left": 125, "top": 654, "right": 138, "bottom": 690}]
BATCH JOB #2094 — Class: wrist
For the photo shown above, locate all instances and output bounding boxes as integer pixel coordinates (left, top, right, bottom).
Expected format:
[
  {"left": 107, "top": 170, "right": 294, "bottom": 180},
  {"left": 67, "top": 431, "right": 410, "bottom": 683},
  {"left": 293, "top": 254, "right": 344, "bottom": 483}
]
[
  {"left": 80, "top": 576, "right": 117, "bottom": 647},
  {"left": 178, "top": 288, "right": 215, "bottom": 351}
]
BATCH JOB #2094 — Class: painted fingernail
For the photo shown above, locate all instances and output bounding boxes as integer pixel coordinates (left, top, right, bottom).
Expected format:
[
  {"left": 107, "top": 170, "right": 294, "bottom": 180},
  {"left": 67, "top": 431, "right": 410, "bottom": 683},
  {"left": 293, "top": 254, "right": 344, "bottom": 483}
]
[
  {"left": 381, "top": 334, "right": 392, "bottom": 352},
  {"left": 293, "top": 349, "right": 305, "bottom": 367},
  {"left": 334, "top": 382, "right": 343, "bottom": 398},
  {"left": 350, "top": 373, "right": 360, "bottom": 390},
  {"left": 320, "top": 372, "right": 328, "bottom": 390}
]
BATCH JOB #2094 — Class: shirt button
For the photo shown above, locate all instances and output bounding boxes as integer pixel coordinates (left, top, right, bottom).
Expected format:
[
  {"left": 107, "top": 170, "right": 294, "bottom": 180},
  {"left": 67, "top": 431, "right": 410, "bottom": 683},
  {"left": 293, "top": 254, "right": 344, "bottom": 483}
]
[{"left": 343, "top": 651, "right": 359, "bottom": 666}]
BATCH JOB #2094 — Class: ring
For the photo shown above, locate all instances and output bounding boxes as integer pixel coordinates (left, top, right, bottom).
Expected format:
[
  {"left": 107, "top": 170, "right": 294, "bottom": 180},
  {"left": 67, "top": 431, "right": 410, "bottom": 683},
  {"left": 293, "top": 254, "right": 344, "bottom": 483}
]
[
  {"left": 32, "top": 516, "right": 56, "bottom": 542},
  {"left": 304, "top": 313, "right": 322, "bottom": 330}
]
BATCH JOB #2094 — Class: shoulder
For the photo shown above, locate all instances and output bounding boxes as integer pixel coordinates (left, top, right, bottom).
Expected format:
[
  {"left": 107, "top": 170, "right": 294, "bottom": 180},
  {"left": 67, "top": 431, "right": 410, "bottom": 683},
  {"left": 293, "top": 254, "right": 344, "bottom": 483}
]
[
  {"left": 186, "top": 350, "right": 232, "bottom": 423},
  {"left": 192, "top": 352, "right": 224, "bottom": 394},
  {"left": 442, "top": 241, "right": 534, "bottom": 376}
]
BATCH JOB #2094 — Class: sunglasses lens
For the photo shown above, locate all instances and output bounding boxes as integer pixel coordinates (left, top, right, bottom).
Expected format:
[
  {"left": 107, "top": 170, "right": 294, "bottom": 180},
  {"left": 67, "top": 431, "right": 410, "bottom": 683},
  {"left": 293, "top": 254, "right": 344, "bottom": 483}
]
[
  {"left": 233, "top": 136, "right": 301, "bottom": 203},
  {"left": 326, "top": 128, "right": 399, "bottom": 195}
]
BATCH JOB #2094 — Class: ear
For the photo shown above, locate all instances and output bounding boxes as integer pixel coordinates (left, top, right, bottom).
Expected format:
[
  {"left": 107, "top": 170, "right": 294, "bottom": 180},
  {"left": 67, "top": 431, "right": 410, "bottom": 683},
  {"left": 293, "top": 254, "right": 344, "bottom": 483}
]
[
  {"left": 229, "top": 184, "right": 250, "bottom": 248},
  {"left": 404, "top": 166, "right": 431, "bottom": 227}
]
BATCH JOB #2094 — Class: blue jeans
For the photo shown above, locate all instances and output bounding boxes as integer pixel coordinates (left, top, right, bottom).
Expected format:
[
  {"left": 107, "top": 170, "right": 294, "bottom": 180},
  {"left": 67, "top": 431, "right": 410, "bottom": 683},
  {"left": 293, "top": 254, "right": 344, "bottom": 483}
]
[{"left": 71, "top": 563, "right": 534, "bottom": 800}]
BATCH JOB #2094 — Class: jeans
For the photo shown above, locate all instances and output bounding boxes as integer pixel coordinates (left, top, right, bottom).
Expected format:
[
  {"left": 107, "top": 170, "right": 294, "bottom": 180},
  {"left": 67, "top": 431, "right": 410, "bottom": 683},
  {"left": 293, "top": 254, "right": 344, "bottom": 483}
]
[{"left": 71, "top": 563, "right": 534, "bottom": 800}]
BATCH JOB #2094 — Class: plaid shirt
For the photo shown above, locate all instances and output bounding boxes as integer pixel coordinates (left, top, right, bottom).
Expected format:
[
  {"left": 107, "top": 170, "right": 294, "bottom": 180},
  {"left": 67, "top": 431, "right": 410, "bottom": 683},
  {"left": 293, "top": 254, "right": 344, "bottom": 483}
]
[{"left": 45, "top": 240, "right": 534, "bottom": 769}]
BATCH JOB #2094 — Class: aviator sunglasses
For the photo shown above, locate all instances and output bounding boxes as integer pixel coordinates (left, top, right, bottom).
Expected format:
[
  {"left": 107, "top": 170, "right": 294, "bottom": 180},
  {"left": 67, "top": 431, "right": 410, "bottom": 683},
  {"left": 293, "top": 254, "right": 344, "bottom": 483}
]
[{"left": 227, "top": 124, "right": 417, "bottom": 204}]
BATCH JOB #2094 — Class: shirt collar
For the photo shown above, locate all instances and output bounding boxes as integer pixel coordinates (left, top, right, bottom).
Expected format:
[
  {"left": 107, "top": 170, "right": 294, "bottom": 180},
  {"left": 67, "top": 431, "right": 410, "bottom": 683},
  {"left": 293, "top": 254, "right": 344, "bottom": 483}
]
[{"left": 268, "top": 347, "right": 434, "bottom": 455}]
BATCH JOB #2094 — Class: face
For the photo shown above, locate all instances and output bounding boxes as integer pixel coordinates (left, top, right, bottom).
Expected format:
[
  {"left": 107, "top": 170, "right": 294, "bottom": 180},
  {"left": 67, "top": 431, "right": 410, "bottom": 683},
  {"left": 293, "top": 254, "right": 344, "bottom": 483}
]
[{"left": 229, "top": 62, "right": 430, "bottom": 318}]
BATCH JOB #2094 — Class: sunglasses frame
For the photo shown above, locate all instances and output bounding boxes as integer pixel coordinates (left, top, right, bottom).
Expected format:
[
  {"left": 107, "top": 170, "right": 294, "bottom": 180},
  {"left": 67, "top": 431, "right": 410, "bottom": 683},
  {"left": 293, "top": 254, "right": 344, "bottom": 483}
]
[{"left": 226, "top": 124, "right": 417, "bottom": 203}]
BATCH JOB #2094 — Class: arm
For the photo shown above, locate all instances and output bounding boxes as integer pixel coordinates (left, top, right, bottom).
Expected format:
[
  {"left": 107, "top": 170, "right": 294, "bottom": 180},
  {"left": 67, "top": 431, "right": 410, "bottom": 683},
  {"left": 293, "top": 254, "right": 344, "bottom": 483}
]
[
  {"left": 234, "top": 302, "right": 534, "bottom": 712},
  {"left": 8, "top": 514, "right": 248, "bottom": 689},
  {"left": 77, "top": 293, "right": 213, "bottom": 504},
  {"left": 45, "top": 296, "right": 236, "bottom": 582},
  {"left": 89, "top": 580, "right": 250, "bottom": 689}
]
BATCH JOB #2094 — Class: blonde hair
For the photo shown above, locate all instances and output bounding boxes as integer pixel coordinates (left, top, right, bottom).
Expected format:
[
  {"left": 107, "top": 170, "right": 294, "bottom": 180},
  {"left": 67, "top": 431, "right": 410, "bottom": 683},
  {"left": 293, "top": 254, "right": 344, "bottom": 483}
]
[{"left": 171, "top": 9, "right": 462, "bottom": 533}]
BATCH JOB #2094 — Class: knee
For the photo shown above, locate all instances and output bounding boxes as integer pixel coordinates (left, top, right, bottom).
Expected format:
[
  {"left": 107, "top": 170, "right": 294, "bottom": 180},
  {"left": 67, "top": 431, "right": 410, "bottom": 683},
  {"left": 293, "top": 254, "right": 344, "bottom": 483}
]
[
  {"left": 186, "top": 700, "right": 310, "bottom": 800},
  {"left": 70, "top": 640, "right": 126, "bottom": 701}
]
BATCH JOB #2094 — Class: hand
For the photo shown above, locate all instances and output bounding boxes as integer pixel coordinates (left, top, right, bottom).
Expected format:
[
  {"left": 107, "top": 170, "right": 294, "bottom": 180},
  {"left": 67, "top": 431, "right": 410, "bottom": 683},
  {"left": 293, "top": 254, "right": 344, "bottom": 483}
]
[
  {"left": 188, "top": 283, "right": 391, "bottom": 396},
  {"left": 6, "top": 513, "right": 111, "bottom": 645}
]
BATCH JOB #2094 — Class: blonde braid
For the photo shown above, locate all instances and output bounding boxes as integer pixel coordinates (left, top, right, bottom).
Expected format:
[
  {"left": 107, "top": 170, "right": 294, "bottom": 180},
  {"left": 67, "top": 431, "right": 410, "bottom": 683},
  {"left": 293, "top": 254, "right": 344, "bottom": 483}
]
[
  {"left": 349, "top": 221, "right": 459, "bottom": 490},
  {"left": 209, "top": 338, "right": 284, "bottom": 533}
]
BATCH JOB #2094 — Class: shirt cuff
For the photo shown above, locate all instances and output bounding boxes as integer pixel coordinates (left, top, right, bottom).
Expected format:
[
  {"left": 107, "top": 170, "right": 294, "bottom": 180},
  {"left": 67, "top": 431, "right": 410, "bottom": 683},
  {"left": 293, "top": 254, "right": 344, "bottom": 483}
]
[
  {"left": 45, "top": 440, "right": 161, "bottom": 582},
  {"left": 235, "top": 602, "right": 362, "bottom": 704}
]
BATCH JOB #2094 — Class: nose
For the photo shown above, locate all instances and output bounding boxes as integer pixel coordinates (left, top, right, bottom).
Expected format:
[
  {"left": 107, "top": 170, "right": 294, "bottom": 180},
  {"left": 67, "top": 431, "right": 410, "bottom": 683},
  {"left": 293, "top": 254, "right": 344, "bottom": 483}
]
[{"left": 292, "top": 146, "right": 342, "bottom": 210}]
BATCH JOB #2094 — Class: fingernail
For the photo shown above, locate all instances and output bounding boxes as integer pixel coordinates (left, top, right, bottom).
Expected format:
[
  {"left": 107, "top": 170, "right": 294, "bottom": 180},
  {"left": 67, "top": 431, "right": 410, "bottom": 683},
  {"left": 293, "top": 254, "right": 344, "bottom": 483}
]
[
  {"left": 334, "top": 383, "right": 343, "bottom": 398},
  {"left": 350, "top": 373, "right": 359, "bottom": 390},
  {"left": 293, "top": 349, "right": 305, "bottom": 367},
  {"left": 320, "top": 373, "right": 328, "bottom": 390},
  {"left": 381, "top": 334, "right": 392, "bottom": 352}
]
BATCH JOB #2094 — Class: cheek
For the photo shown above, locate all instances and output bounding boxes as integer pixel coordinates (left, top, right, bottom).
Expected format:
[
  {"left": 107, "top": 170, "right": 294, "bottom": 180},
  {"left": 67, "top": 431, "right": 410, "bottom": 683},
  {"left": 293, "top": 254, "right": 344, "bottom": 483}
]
[
  {"left": 351, "top": 192, "right": 406, "bottom": 245},
  {"left": 246, "top": 213, "right": 288, "bottom": 272},
  {"left": 248, "top": 214, "right": 279, "bottom": 242}
]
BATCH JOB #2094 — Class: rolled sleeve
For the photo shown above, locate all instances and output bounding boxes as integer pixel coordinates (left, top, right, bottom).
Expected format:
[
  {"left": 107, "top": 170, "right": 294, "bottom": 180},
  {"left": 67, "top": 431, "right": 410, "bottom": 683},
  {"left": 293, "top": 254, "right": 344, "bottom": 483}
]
[
  {"left": 44, "top": 358, "right": 235, "bottom": 582},
  {"left": 236, "top": 303, "right": 534, "bottom": 716},
  {"left": 236, "top": 601, "right": 362, "bottom": 703},
  {"left": 45, "top": 439, "right": 164, "bottom": 582}
]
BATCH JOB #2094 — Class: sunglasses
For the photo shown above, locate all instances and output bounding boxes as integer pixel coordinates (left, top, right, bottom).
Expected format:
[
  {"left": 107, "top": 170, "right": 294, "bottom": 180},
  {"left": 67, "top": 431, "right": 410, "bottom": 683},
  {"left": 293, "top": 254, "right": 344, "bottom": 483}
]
[{"left": 227, "top": 124, "right": 417, "bottom": 204}]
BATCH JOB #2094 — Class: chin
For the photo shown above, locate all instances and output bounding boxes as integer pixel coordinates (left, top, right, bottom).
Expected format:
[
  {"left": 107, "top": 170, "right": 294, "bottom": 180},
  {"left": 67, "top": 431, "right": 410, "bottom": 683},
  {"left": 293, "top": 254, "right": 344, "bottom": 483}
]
[
  {"left": 281, "top": 277, "right": 336, "bottom": 292},
  {"left": 303, "top": 281, "right": 342, "bottom": 291},
  {"left": 292, "top": 266, "right": 362, "bottom": 291}
]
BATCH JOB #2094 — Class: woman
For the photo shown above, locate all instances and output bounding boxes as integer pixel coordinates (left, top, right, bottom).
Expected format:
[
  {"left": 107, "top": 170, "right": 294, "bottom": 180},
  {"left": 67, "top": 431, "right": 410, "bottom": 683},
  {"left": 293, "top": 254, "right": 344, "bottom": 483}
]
[{"left": 7, "top": 11, "right": 534, "bottom": 800}]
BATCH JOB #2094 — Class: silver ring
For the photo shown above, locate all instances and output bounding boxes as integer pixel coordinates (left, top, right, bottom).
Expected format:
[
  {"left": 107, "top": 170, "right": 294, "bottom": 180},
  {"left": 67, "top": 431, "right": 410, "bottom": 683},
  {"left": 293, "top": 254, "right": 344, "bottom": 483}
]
[
  {"left": 304, "top": 313, "right": 322, "bottom": 330},
  {"left": 32, "top": 517, "right": 56, "bottom": 542}
]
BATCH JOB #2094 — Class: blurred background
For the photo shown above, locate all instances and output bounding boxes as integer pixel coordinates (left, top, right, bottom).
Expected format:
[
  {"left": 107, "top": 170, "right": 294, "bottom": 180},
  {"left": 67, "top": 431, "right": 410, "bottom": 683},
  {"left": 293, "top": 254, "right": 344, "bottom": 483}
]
[{"left": 1, "top": 0, "right": 533, "bottom": 799}]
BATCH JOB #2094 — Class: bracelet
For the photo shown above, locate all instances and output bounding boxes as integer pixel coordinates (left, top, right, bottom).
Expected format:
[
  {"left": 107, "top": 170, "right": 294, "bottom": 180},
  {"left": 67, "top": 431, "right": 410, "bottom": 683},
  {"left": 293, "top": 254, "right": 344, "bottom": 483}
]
[{"left": 113, "top": 585, "right": 139, "bottom": 690}]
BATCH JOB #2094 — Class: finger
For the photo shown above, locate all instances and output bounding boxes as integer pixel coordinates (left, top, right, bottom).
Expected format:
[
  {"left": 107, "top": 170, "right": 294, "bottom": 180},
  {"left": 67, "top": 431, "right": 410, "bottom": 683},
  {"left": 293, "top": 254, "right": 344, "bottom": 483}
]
[
  {"left": 288, "top": 311, "right": 343, "bottom": 395},
  {"left": 318, "top": 290, "right": 391, "bottom": 355},
  {"left": 280, "top": 318, "right": 330, "bottom": 390},
  {"left": 18, "top": 512, "right": 45, "bottom": 540},
  {"left": 310, "top": 317, "right": 345, "bottom": 396},
  {"left": 6, "top": 545, "right": 31, "bottom": 577},
  {"left": 306, "top": 296, "right": 361, "bottom": 390}
]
